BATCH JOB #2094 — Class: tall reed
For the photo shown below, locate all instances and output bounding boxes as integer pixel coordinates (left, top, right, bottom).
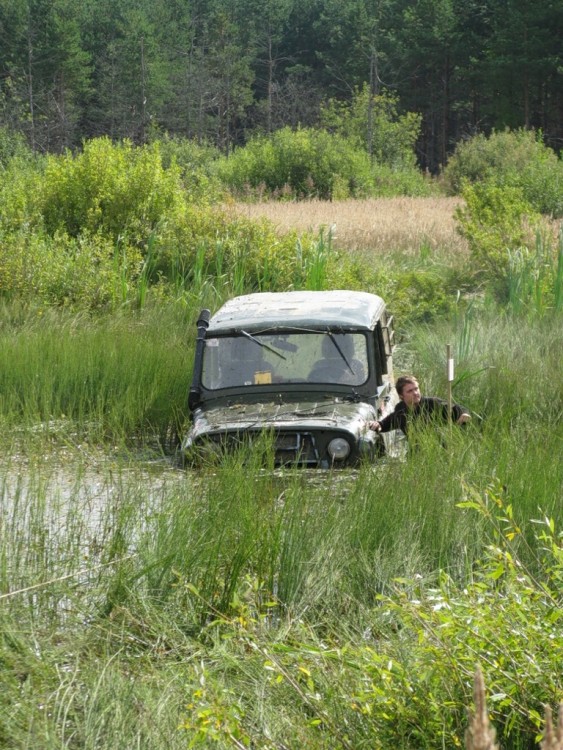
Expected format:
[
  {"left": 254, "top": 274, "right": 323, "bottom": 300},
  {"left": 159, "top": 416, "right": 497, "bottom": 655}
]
[
  {"left": 0, "top": 301, "right": 196, "bottom": 448},
  {"left": 507, "top": 226, "right": 563, "bottom": 315}
]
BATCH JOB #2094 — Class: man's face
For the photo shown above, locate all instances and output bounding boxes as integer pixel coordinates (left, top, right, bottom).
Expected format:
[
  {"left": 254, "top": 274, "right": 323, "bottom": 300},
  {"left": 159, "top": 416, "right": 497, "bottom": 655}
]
[{"left": 400, "top": 380, "right": 421, "bottom": 408}]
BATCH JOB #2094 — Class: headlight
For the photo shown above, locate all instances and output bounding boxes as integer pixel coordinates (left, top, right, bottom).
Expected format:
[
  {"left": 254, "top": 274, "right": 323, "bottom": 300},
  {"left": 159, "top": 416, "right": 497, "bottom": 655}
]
[{"left": 327, "top": 437, "right": 351, "bottom": 461}]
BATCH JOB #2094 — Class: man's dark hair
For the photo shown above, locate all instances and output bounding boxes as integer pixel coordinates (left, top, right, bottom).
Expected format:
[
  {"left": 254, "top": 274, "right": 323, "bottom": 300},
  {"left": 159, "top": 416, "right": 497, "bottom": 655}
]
[{"left": 395, "top": 375, "right": 418, "bottom": 397}]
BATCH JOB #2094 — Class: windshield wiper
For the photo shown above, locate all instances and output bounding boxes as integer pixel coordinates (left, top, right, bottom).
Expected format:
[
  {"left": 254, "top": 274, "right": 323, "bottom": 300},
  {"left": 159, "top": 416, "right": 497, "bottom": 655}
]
[
  {"left": 240, "top": 330, "right": 287, "bottom": 359},
  {"left": 326, "top": 331, "right": 354, "bottom": 372}
]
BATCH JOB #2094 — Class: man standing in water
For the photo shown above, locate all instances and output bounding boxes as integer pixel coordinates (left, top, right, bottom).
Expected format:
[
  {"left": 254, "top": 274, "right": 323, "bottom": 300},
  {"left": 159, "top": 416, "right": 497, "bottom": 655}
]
[{"left": 368, "top": 375, "right": 471, "bottom": 437}]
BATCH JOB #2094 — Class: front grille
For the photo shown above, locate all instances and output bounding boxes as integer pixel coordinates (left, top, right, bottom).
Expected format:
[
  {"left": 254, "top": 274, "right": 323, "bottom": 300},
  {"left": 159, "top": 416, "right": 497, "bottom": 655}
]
[
  {"left": 274, "top": 431, "right": 320, "bottom": 465},
  {"left": 205, "top": 430, "right": 321, "bottom": 466}
]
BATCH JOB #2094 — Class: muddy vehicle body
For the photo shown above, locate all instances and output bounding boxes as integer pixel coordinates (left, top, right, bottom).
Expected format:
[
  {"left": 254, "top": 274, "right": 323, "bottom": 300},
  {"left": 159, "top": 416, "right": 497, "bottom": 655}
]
[{"left": 183, "top": 290, "right": 397, "bottom": 468}]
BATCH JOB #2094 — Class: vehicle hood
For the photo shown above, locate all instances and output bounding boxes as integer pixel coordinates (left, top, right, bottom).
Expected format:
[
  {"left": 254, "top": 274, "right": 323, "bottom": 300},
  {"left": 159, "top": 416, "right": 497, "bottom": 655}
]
[{"left": 183, "top": 398, "right": 377, "bottom": 446}]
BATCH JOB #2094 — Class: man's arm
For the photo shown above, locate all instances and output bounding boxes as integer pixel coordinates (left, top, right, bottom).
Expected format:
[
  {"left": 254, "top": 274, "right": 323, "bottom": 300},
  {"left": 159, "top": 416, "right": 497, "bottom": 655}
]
[
  {"left": 451, "top": 401, "right": 471, "bottom": 425},
  {"left": 368, "top": 404, "right": 407, "bottom": 433}
]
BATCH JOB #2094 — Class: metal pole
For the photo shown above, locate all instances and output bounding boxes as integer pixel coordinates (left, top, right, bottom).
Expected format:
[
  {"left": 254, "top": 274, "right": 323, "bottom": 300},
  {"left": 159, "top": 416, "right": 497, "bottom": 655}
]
[{"left": 446, "top": 343, "right": 453, "bottom": 423}]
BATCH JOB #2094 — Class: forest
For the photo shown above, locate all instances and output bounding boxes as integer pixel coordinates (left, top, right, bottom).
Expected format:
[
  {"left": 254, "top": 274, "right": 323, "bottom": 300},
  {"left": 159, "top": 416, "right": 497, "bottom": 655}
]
[{"left": 0, "top": 0, "right": 562, "bottom": 171}]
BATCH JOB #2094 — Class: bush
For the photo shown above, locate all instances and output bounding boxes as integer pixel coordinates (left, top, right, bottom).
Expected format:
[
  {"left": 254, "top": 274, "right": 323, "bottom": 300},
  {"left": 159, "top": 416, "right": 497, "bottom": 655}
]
[
  {"left": 372, "top": 163, "right": 435, "bottom": 197},
  {"left": 0, "top": 228, "right": 143, "bottom": 308},
  {"left": 40, "top": 138, "right": 187, "bottom": 242},
  {"left": 324, "top": 253, "right": 460, "bottom": 324},
  {"left": 151, "top": 133, "right": 225, "bottom": 202},
  {"left": 455, "top": 180, "right": 542, "bottom": 299},
  {"left": 0, "top": 125, "right": 33, "bottom": 167},
  {"left": 443, "top": 129, "right": 563, "bottom": 217},
  {"left": 1, "top": 137, "right": 332, "bottom": 306},
  {"left": 0, "top": 154, "right": 45, "bottom": 233},
  {"left": 216, "top": 127, "right": 376, "bottom": 199},
  {"left": 150, "top": 205, "right": 324, "bottom": 294},
  {"left": 321, "top": 86, "right": 422, "bottom": 170}
]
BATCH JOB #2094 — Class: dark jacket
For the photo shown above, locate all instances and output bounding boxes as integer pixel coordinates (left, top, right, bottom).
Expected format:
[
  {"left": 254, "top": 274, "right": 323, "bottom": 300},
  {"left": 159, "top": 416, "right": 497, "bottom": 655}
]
[{"left": 378, "top": 396, "right": 468, "bottom": 437}]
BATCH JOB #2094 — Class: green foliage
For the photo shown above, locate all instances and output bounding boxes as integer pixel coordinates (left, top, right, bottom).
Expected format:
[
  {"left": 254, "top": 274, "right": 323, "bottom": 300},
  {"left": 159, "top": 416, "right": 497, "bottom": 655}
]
[
  {"left": 40, "top": 138, "right": 186, "bottom": 241},
  {"left": 0, "top": 126, "right": 32, "bottom": 167},
  {"left": 321, "top": 86, "right": 422, "bottom": 170},
  {"left": 443, "top": 129, "right": 563, "bottom": 217},
  {"left": 389, "top": 268, "right": 457, "bottom": 321},
  {"left": 325, "top": 253, "right": 462, "bottom": 324},
  {"left": 216, "top": 127, "right": 376, "bottom": 200},
  {"left": 152, "top": 133, "right": 225, "bottom": 202},
  {"left": 455, "top": 180, "right": 542, "bottom": 299},
  {"left": 0, "top": 302, "right": 193, "bottom": 443},
  {"left": 151, "top": 206, "right": 325, "bottom": 297},
  {"left": 0, "top": 228, "right": 144, "bottom": 308},
  {"left": 0, "top": 136, "right": 341, "bottom": 308},
  {"left": 507, "top": 228, "right": 563, "bottom": 316},
  {"left": 0, "top": 132, "right": 555, "bottom": 315},
  {"left": 173, "top": 481, "right": 563, "bottom": 750},
  {"left": 371, "top": 163, "right": 436, "bottom": 197},
  {"left": 217, "top": 123, "right": 432, "bottom": 200},
  {"left": 399, "top": 307, "right": 563, "bottom": 431},
  {"left": 0, "top": 155, "right": 45, "bottom": 233},
  {"left": 379, "top": 484, "right": 563, "bottom": 747}
]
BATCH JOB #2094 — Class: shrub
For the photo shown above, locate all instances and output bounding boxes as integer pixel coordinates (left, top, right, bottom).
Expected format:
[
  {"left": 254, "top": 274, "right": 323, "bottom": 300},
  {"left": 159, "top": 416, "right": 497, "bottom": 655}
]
[
  {"left": 150, "top": 205, "right": 322, "bottom": 294},
  {"left": 151, "top": 133, "right": 225, "bottom": 202},
  {"left": 0, "top": 125, "right": 33, "bottom": 167},
  {"left": 443, "top": 129, "right": 563, "bottom": 217},
  {"left": 0, "top": 134, "right": 340, "bottom": 306},
  {"left": 0, "top": 155, "right": 45, "bottom": 233},
  {"left": 372, "top": 163, "right": 435, "bottom": 197},
  {"left": 216, "top": 127, "right": 376, "bottom": 199},
  {"left": 40, "top": 137, "right": 187, "bottom": 242},
  {"left": 324, "top": 253, "right": 460, "bottom": 323},
  {"left": 321, "top": 85, "right": 422, "bottom": 170},
  {"left": 0, "top": 228, "right": 143, "bottom": 308},
  {"left": 455, "top": 180, "right": 542, "bottom": 299}
]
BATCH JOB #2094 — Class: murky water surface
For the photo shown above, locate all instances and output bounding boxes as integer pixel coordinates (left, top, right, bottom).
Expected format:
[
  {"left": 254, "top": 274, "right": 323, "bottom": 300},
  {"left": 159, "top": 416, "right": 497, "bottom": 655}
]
[{"left": 1, "top": 434, "right": 406, "bottom": 546}]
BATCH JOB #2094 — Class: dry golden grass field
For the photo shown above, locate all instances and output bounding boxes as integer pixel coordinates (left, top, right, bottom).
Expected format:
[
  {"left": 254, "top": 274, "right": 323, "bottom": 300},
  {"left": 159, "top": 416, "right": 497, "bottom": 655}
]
[{"left": 229, "top": 196, "right": 469, "bottom": 258}]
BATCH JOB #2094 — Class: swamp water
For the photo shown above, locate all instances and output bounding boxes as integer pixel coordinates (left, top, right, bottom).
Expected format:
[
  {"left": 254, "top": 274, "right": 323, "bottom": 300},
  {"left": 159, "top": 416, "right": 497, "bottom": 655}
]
[{"left": 1, "top": 434, "right": 406, "bottom": 606}]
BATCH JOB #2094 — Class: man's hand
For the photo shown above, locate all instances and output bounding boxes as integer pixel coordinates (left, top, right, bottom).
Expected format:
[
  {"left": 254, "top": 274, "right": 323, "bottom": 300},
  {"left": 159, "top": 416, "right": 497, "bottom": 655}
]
[
  {"left": 368, "top": 420, "right": 382, "bottom": 432},
  {"left": 456, "top": 413, "right": 471, "bottom": 425}
]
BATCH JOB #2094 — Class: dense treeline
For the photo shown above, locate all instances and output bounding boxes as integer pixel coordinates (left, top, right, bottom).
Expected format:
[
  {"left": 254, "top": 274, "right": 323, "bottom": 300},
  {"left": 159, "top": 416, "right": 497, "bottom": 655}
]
[{"left": 0, "top": 0, "right": 561, "bottom": 171}]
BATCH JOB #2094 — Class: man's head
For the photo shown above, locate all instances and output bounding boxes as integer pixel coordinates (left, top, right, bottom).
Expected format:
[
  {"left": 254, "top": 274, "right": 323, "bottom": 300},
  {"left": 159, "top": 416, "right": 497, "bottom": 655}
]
[{"left": 396, "top": 375, "right": 421, "bottom": 408}]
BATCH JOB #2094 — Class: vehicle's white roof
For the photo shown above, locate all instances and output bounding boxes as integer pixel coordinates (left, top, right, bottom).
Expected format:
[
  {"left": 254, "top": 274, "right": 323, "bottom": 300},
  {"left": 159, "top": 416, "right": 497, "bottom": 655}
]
[{"left": 208, "top": 290, "right": 386, "bottom": 333}]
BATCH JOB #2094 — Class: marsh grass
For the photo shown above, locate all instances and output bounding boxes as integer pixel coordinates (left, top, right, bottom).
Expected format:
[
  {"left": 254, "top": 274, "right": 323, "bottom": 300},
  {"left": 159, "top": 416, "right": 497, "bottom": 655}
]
[
  {"left": 398, "top": 305, "right": 563, "bottom": 428},
  {"left": 231, "top": 196, "right": 469, "bottom": 257},
  {"left": 507, "top": 227, "right": 563, "bottom": 315},
  {"left": 0, "top": 301, "right": 197, "bottom": 448}
]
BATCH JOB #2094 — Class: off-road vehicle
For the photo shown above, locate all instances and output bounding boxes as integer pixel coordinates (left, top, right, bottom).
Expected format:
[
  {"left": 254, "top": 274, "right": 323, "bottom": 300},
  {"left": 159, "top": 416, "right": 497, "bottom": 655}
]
[{"left": 183, "top": 290, "right": 397, "bottom": 468}]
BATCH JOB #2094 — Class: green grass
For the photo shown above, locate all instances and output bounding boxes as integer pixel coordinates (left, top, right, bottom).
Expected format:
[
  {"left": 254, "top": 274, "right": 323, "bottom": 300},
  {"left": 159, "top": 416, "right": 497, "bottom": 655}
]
[{"left": 0, "top": 300, "right": 198, "bottom": 449}]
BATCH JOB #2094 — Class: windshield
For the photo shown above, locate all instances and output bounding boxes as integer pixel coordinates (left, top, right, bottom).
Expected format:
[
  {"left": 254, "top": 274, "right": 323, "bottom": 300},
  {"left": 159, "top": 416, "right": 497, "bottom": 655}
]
[{"left": 201, "top": 332, "right": 369, "bottom": 390}]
